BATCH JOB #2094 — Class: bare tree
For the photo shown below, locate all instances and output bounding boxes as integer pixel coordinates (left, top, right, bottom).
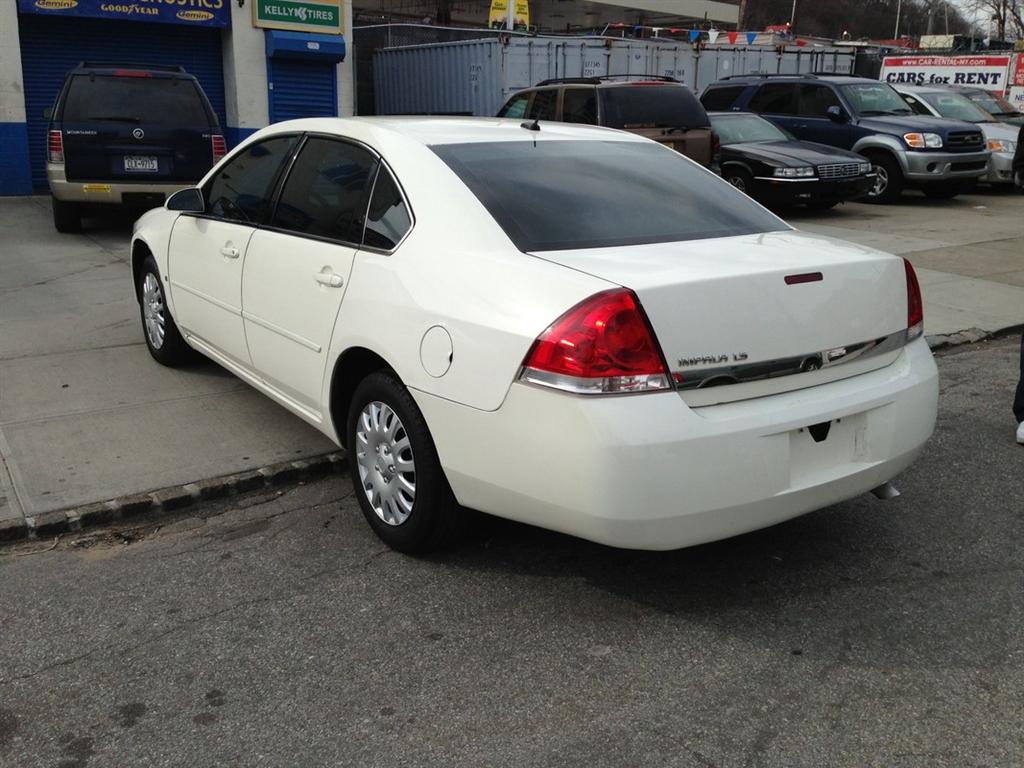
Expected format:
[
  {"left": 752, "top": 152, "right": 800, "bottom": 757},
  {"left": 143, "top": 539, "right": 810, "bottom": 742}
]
[{"left": 956, "top": 0, "right": 1023, "bottom": 38}]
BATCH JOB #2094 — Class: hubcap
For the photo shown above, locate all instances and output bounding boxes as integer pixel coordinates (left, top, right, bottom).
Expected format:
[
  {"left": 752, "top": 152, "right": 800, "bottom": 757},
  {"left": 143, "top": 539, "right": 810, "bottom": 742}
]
[
  {"left": 728, "top": 175, "right": 746, "bottom": 192},
  {"left": 354, "top": 401, "right": 416, "bottom": 526},
  {"left": 870, "top": 164, "right": 888, "bottom": 197},
  {"left": 142, "top": 272, "right": 166, "bottom": 350}
]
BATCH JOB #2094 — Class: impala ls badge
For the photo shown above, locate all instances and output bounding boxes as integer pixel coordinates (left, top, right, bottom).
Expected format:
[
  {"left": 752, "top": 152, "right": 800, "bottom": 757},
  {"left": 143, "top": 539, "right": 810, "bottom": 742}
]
[
  {"left": 677, "top": 353, "right": 749, "bottom": 368},
  {"left": 132, "top": 128, "right": 145, "bottom": 140}
]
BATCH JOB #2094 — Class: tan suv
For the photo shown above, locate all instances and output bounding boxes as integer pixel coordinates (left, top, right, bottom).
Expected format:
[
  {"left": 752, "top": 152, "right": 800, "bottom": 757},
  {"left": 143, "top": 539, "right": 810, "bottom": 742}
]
[{"left": 497, "top": 75, "right": 717, "bottom": 169}]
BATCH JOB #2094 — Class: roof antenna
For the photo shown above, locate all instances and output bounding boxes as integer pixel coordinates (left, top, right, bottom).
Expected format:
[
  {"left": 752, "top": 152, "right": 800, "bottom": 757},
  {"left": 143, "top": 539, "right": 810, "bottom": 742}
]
[{"left": 520, "top": 117, "right": 541, "bottom": 131}]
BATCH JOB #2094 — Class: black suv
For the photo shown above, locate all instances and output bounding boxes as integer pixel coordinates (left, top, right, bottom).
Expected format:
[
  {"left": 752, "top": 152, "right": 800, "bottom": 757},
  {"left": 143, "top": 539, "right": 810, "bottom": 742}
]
[
  {"left": 498, "top": 76, "right": 716, "bottom": 170},
  {"left": 45, "top": 62, "right": 224, "bottom": 232},
  {"left": 701, "top": 74, "right": 990, "bottom": 202}
]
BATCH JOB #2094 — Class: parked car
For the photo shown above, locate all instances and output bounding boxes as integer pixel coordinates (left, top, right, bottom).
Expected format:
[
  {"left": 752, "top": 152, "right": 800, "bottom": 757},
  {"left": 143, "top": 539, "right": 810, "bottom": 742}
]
[
  {"left": 131, "top": 117, "right": 938, "bottom": 553},
  {"left": 708, "top": 111, "right": 873, "bottom": 209},
  {"left": 700, "top": 74, "right": 989, "bottom": 202},
  {"left": 46, "top": 62, "right": 225, "bottom": 233},
  {"left": 893, "top": 84, "right": 1019, "bottom": 185},
  {"left": 497, "top": 75, "right": 716, "bottom": 169},
  {"left": 947, "top": 86, "right": 1024, "bottom": 128}
]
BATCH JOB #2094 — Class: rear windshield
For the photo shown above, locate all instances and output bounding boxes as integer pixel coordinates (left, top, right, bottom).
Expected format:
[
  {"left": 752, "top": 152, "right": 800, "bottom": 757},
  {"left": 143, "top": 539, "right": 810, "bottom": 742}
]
[
  {"left": 431, "top": 140, "right": 783, "bottom": 252},
  {"left": 599, "top": 86, "right": 709, "bottom": 129},
  {"left": 61, "top": 75, "right": 212, "bottom": 126}
]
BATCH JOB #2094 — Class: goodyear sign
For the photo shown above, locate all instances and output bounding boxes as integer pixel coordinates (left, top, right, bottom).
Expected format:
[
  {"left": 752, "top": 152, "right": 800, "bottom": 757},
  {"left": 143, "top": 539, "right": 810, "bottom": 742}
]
[
  {"left": 16, "top": 0, "right": 230, "bottom": 27},
  {"left": 254, "top": 0, "right": 342, "bottom": 34}
]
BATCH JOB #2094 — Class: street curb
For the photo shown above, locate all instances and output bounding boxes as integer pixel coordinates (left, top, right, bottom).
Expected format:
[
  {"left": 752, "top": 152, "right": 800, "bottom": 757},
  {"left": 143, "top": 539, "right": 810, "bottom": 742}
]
[
  {"left": 927, "top": 323, "right": 1023, "bottom": 353},
  {"left": 1, "top": 452, "right": 346, "bottom": 545}
]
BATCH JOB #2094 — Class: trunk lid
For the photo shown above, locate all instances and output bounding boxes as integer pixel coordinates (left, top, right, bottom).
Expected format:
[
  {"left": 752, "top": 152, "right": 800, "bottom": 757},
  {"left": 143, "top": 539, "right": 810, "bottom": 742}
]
[{"left": 531, "top": 230, "right": 910, "bottom": 404}]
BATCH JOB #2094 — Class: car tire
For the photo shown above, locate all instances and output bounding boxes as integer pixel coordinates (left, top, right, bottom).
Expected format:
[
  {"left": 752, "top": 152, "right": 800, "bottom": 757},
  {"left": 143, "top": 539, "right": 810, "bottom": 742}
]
[
  {"left": 922, "top": 182, "right": 961, "bottom": 200},
  {"left": 723, "top": 168, "right": 755, "bottom": 197},
  {"left": 137, "top": 255, "right": 195, "bottom": 366},
  {"left": 347, "top": 371, "right": 469, "bottom": 553},
  {"left": 864, "top": 153, "right": 904, "bottom": 204},
  {"left": 52, "top": 197, "right": 81, "bottom": 233}
]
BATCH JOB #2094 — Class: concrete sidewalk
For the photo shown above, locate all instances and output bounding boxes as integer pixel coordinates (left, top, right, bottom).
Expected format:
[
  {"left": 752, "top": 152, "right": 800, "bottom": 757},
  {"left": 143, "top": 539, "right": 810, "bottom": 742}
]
[{"left": 1, "top": 190, "right": 1022, "bottom": 536}]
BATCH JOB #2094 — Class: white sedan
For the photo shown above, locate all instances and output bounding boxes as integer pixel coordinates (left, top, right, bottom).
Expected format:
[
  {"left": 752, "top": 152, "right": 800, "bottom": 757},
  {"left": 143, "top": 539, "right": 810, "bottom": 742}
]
[{"left": 131, "top": 117, "right": 938, "bottom": 552}]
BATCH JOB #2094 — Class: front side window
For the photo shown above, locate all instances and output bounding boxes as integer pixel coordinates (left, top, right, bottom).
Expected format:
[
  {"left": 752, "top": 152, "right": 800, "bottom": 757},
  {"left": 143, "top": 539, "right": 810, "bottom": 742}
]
[
  {"left": 900, "top": 93, "right": 933, "bottom": 116},
  {"left": 527, "top": 89, "right": 559, "bottom": 120},
  {"left": 498, "top": 94, "right": 529, "bottom": 119},
  {"left": 799, "top": 84, "right": 841, "bottom": 117},
  {"left": 205, "top": 136, "right": 298, "bottom": 224},
  {"left": 431, "top": 139, "right": 784, "bottom": 252},
  {"left": 748, "top": 84, "right": 799, "bottom": 115},
  {"left": 363, "top": 167, "right": 412, "bottom": 250},
  {"left": 273, "top": 137, "right": 378, "bottom": 243},
  {"left": 562, "top": 88, "right": 598, "bottom": 124}
]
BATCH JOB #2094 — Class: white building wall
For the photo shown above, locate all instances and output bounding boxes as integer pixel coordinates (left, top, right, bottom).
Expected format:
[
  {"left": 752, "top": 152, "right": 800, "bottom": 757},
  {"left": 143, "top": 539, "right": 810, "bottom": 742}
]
[
  {"left": 223, "top": 1, "right": 271, "bottom": 139},
  {"left": 338, "top": 0, "right": 355, "bottom": 116}
]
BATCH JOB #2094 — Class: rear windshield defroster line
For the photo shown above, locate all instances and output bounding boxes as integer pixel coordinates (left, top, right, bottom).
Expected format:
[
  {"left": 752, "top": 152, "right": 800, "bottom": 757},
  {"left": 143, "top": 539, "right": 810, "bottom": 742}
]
[{"left": 431, "top": 140, "right": 783, "bottom": 252}]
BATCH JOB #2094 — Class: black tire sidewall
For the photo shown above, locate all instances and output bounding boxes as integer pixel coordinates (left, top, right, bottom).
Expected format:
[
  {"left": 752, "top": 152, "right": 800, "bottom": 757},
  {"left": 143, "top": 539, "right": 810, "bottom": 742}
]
[
  {"left": 866, "top": 154, "right": 904, "bottom": 203},
  {"left": 346, "top": 371, "right": 454, "bottom": 553},
  {"left": 138, "top": 256, "right": 192, "bottom": 366}
]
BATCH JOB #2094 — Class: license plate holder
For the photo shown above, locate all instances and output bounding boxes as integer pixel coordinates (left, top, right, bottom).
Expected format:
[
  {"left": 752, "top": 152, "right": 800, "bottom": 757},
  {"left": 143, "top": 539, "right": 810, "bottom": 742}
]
[{"left": 124, "top": 155, "right": 158, "bottom": 172}]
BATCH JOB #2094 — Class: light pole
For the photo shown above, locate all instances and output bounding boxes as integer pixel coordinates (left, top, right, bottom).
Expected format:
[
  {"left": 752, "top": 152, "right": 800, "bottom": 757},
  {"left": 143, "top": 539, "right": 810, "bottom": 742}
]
[
  {"left": 790, "top": 0, "right": 797, "bottom": 27},
  {"left": 894, "top": 0, "right": 902, "bottom": 38}
]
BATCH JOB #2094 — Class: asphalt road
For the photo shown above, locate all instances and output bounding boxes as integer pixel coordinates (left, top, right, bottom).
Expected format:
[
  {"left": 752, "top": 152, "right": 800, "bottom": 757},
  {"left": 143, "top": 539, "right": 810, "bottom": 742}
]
[{"left": 1, "top": 337, "right": 1022, "bottom": 768}]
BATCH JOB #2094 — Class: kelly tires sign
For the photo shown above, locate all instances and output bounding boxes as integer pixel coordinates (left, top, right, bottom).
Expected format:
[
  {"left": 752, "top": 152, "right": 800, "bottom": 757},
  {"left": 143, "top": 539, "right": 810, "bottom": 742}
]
[
  {"left": 254, "top": 0, "right": 342, "bottom": 33},
  {"left": 880, "top": 55, "right": 1012, "bottom": 90},
  {"left": 16, "top": 0, "right": 230, "bottom": 27}
]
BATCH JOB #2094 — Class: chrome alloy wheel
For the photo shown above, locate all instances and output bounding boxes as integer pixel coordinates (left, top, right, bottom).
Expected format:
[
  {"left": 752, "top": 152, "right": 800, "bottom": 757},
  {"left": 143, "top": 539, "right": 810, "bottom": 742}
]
[
  {"left": 869, "top": 164, "right": 888, "bottom": 197},
  {"left": 355, "top": 401, "right": 416, "bottom": 526},
  {"left": 142, "top": 272, "right": 166, "bottom": 350},
  {"left": 727, "top": 175, "right": 747, "bottom": 193}
]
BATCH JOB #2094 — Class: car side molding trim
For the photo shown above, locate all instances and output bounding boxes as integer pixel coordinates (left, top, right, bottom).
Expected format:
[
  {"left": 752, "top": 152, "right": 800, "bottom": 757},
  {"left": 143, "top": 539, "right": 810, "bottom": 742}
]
[{"left": 672, "top": 329, "right": 911, "bottom": 390}]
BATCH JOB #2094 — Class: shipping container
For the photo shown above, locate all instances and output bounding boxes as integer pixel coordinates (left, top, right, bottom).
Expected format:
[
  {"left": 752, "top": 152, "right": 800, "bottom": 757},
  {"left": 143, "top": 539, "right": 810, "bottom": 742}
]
[{"left": 373, "top": 36, "right": 856, "bottom": 116}]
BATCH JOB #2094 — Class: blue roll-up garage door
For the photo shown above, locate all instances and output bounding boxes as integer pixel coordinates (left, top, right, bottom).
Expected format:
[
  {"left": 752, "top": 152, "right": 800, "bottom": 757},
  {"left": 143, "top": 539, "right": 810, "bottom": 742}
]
[
  {"left": 268, "top": 58, "right": 338, "bottom": 124},
  {"left": 18, "top": 15, "right": 226, "bottom": 191}
]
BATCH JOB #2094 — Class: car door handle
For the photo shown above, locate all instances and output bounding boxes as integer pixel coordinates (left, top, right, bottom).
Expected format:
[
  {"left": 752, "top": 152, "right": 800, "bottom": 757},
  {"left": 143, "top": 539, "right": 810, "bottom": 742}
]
[
  {"left": 315, "top": 271, "right": 344, "bottom": 288},
  {"left": 220, "top": 245, "right": 240, "bottom": 259}
]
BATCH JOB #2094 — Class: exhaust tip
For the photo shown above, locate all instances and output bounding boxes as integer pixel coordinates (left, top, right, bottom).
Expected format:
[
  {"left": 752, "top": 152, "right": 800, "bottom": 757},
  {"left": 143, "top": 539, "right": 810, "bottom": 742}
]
[{"left": 870, "top": 482, "right": 901, "bottom": 500}]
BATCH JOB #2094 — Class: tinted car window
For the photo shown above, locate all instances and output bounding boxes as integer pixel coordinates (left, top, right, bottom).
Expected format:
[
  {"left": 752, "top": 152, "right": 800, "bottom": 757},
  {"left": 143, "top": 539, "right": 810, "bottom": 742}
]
[
  {"left": 900, "top": 93, "right": 933, "bottom": 116},
  {"left": 700, "top": 85, "right": 746, "bottom": 111},
  {"left": 599, "top": 85, "right": 709, "bottom": 129},
  {"left": 205, "top": 136, "right": 298, "bottom": 224},
  {"left": 432, "top": 140, "right": 783, "bottom": 252},
  {"left": 62, "top": 75, "right": 211, "bottom": 126},
  {"left": 527, "top": 90, "right": 559, "bottom": 120},
  {"left": 498, "top": 94, "right": 529, "bottom": 118},
  {"left": 748, "top": 84, "right": 799, "bottom": 115},
  {"left": 273, "top": 137, "right": 378, "bottom": 243},
  {"left": 363, "top": 167, "right": 412, "bottom": 250},
  {"left": 799, "top": 84, "right": 841, "bottom": 117},
  {"left": 562, "top": 88, "right": 598, "bottom": 124}
]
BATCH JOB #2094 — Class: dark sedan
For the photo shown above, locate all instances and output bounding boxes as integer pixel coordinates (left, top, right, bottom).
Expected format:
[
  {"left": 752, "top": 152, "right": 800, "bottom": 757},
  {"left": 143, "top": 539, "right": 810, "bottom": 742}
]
[{"left": 709, "top": 112, "right": 874, "bottom": 210}]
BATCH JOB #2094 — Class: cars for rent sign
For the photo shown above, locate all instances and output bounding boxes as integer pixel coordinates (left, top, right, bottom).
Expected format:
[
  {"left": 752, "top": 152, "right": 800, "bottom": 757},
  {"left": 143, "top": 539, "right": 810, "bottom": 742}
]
[
  {"left": 253, "top": 0, "right": 342, "bottom": 33},
  {"left": 16, "top": 0, "right": 230, "bottom": 27},
  {"left": 880, "top": 55, "right": 1012, "bottom": 91}
]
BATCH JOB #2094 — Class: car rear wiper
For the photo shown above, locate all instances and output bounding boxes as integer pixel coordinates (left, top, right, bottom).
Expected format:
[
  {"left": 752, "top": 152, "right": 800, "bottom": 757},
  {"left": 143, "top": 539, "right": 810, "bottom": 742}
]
[{"left": 87, "top": 115, "right": 141, "bottom": 123}]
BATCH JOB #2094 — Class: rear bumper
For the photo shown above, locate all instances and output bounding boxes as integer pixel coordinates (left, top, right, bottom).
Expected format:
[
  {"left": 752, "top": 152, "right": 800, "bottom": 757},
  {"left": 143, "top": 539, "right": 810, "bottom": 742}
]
[
  {"left": 900, "top": 149, "right": 990, "bottom": 181},
  {"left": 47, "top": 165, "right": 192, "bottom": 204},
  {"left": 415, "top": 338, "right": 939, "bottom": 551},
  {"left": 752, "top": 174, "right": 874, "bottom": 205}
]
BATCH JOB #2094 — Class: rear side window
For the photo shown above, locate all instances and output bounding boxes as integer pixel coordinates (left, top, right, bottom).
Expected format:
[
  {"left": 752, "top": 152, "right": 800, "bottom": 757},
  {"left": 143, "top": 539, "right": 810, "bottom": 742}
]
[
  {"left": 527, "top": 90, "right": 559, "bottom": 120},
  {"left": 273, "top": 137, "right": 378, "bottom": 243},
  {"left": 363, "top": 167, "right": 412, "bottom": 250},
  {"left": 798, "top": 84, "right": 841, "bottom": 117},
  {"left": 432, "top": 140, "right": 783, "bottom": 252},
  {"left": 498, "top": 94, "right": 529, "bottom": 119},
  {"left": 748, "top": 84, "right": 799, "bottom": 115},
  {"left": 61, "top": 75, "right": 211, "bottom": 126},
  {"left": 562, "top": 88, "right": 598, "bottom": 124},
  {"left": 700, "top": 85, "right": 745, "bottom": 111},
  {"left": 599, "top": 85, "right": 709, "bottom": 129},
  {"left": 205, "top": 136, "right": 298, "bottom": 224}
]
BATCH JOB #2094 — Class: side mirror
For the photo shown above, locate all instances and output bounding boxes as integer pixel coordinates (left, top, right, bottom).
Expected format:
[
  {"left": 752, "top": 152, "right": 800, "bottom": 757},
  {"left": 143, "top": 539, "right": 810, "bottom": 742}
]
[
  {"left": 42, "top": 106, "right": 53, "bottom": 120},
  {"left": 827, "top": 105, "right": 847, "bottom": 123},
  {"left": 166, "top": 187, "right": 205, "bottom": 213}
]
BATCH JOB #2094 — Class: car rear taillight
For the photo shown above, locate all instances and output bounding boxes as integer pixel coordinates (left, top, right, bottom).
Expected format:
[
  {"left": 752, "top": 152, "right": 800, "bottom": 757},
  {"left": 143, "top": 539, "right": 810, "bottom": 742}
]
[
  {"left": 48, "top": 130, "right": 64, "bottom": 164},
  {"left": 519, "top": 288, "right": 670, "bottom": 394},
  {"left": 211, "top": 134, "right": 227, "bottom": 163},
  {"left": 904, "top": 258, "right": 923, "bottom": 340}
]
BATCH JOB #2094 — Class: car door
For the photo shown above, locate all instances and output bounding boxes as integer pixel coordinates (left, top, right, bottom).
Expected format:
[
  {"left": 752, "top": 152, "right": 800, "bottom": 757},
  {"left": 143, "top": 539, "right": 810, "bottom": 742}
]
[
  {"left": 240, "top": 136, "right": 382, "bottom": 415},
  {"left": 168, "top": 135, "right": 299, "bottom": 367},
  {"left": 795, "top": 84, "right": 852, "bottom": 146},
  {"left": 746, "top": 83, "right": 801, "bottom": 135}
]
